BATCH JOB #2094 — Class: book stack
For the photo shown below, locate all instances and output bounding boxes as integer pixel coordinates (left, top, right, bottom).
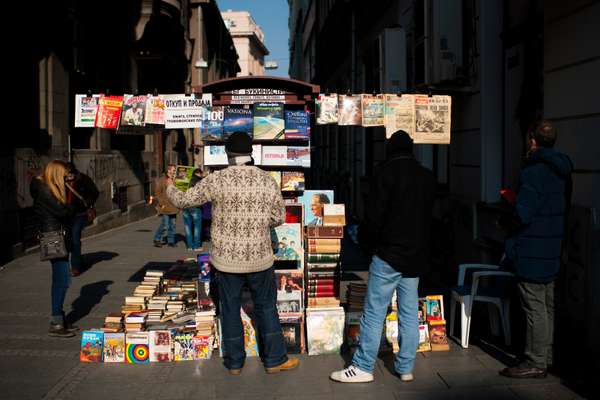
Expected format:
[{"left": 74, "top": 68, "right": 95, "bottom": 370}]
[
  {"left": 102, "top": 312, "right": 123, "bottom": 333},
  {"left": 122, "top": 296, "right": 146, "bottom": 314},
  {"left": 305, "top": 225, "right": 344, "bottom": 308},
  {"left": 124, "top": 311, "right": 147, "bottom": 332},
  {"left": 344, "top": 282, "right": 367, "bottom": 347}
]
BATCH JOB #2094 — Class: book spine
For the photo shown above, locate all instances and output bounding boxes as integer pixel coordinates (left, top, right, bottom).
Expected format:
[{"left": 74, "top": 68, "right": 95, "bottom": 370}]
[
  {"left": 307, "top": 239, "right": 341, "bottom": 246},
  {"left": 306, "top": 254, "right": 340, "bottom": 262},
  {"left": 306, "top": 279, "right": 336, "bottom": 285},
  {"left": 306, "top": 226, "right": 344, "bottom": 238},
  {"left": 307, "top": 245, "right": 341, "bottom": 253},
  {"left": 307, "top": 297, "right": 340, "bottom": 307}
]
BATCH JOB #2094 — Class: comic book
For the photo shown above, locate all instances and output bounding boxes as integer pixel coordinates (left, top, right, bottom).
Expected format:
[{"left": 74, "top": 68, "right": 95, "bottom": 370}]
[
  {"left": 103, "top": 332, "right": 125, "bottom": 363},
  {"left": 80, "top": 330, "right": 103, "bottom": 362},
  {"left": 173, "top": 332, "right": 194, "bottom": 361},
  {"left": 361, "top": 94, "right": 385, "bottom": 126}
]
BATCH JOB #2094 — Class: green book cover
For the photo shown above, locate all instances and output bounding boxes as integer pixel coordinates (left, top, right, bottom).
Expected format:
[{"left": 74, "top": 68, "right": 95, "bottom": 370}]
[{"left": 174, "top": 166, "right": 195, "bottom": 192}]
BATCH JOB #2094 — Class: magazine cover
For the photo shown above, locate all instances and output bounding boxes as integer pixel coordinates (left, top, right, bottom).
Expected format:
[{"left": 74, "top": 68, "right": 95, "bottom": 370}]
[
  {"left": 253, "top": 103, "right": 285, "bottom": 140},
  {"left": 174, "top": 165, "right": 195, "bottom": 192},
  {"left": 164, "top": 93, "right": 211, "bottom": 129},
  {"left": 204, "top": 145, "right": 228, "bottom": 166},
  {"left": 261, "top": 146, "right": 287, "bottom": 166},
  {"left": 173, "top": 332, "right": 195, "bottom": 361},
  {"left": 429, "top": 320, "right": 450, "bottom": 351},
  {"left": 192, "top": 335, "right": 213, "bottom": 360},
  {"left": 337, "top": 95, "right": 362, "bottom": 126},
  {"left": 80, "top": 330, "right": 104, "bottom": 362},
  {"left": 306, "top": 307, "right": 345, "bottom": 355},
  {"left": 414, "top": 95, "right": 451, "bottom": 144},
  {"left": 316, "top": 94, "right": 339, "bottom": 124},
  {"left": 271, "top": 223, "right": 302, "bottom": 261},
  {"left": 418, "top": 297, "right": 427, "bottom": 323},
  {"left": 125, "top": 332, "right": 150, "bottom": 364},
  {"left": 285, "top": 204, "right": 303, "bottom": 224},
  {"left": 74, "top": 94, "right": 100, "bottom": 127},
  {"left": 284, "top": 109, "right": 310, "bottom": 139},
  {"left": 276, "top": 270, "right": 304, "bottom": 294},
  {"left": 280, "top": 316, "right": 303, "bottom": 353},
  {"left": 361, "top": 94, "right": 385, "bottom": 126},
  {"left": 103, "top": 332, "right": 125, "bottom": 363},
  {"left": 95, "top": 95, "right": 123, "bottom": 129},
  {"left": 426, "top": 295, "right": 444, "bottom": 321},
  {"left": 287, "top": 146, "right": 310, "bottom": 167},
  {"left": 223, "top": 105, "right": 253, "bottom": 139},
  {"left": 299, "top": 190, "right": 334, "bottom": 226},
  {"left": 281, "top": 171, "right": 305, "bottom": 191},
  {"left": 384, "top": 94, "right": 415, "bottom": 139},
  {"left": 144, "top": 95, "right": 166, "bottom": 125},
  {"left": 120, "top": 95, "right": 148, "bottom": 127},
  {"left": 200, "top": 106, "right": 224, "bottom": 141},
  {"left": 267, "top": 171, "right": 282, "bottom": 189},
  {"left": 276, "top": 290, "right": 303, "bottom": 315},
  {"left": 417, "top": 324, "right": 431, "bottom": 352},
  {"left": 149, "top": 330, "right": 173, "bottom": 362}
]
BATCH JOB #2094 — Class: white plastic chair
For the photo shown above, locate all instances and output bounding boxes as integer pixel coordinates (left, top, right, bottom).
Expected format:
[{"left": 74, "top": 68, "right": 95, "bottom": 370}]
[{"left": 449, "top": 263, "right": 514, "bottom": 348}]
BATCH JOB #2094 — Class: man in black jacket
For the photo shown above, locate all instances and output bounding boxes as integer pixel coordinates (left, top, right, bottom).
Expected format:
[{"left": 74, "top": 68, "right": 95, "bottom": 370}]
[
  {"left": 331, "top": 130, "right": 436, "bottom": 383},
  {"left": 65, "top": 163, "right": 99, "bottom": 276}
]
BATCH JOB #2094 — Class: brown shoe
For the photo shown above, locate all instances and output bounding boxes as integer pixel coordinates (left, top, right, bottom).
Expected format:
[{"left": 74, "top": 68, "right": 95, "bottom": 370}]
[
  {"left": 229, "top": 368, "right": 242, "bottom": 375},
  {"left": 265, "top": 357, "right": 300, "bottom": 374}
]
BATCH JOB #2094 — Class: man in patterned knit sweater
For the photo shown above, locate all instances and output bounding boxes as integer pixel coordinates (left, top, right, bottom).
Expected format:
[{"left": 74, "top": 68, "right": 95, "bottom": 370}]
[{"left": 166, "top": 131, "right": 299, "bottom": 375}]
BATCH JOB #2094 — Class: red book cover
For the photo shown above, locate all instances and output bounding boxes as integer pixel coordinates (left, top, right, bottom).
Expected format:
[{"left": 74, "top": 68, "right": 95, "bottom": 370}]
[
  {"left": 95, "top": 95, "right": 124, "bottom": 129},
  {"left": 307, "top": 291, "right": 338, "bottom": 298}
]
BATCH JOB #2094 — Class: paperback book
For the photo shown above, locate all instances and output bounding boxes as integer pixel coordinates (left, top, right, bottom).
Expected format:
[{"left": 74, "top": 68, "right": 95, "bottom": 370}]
[
  {"left": 253, "top": 103, "right": 285, "bottom": 140},
  {"left": 149, "top": 330, "right": 173, "bottom": 362},
  {"left": 103, "top": 332, "right": 125, "bottom": 363},
  {"left": 284, "top": 109, "right": 310, "bottom": 139},
  {"left": 173, "top": 332, "right": 195, "bottom": 361},
  {"left": 125, "top": 332, "right": 150, "bottom": 364},
  {"left": 80, "top": 330, "right": 104, "bottom": 362}
]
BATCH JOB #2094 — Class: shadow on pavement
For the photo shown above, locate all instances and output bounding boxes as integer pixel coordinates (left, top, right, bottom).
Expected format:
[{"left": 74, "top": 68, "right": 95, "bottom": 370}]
[
  {"left": 66, "top": 280, "right": 114, "bottom": 324},
  {"left": 80, "top": 251, "right": 119, "bottom": 274}
]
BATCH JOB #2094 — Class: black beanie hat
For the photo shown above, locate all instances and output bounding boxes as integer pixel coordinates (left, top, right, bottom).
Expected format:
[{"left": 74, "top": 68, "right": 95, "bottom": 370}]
[
  {"left": 225, "top": 131, "right": 253, "bottom": 155},
  {"left": 386, "top": 130, "right": 413, "bottom": 158}
]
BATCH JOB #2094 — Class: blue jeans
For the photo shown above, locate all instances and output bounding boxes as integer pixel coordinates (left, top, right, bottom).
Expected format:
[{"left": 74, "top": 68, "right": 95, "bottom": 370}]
[
  {"left": 154, "top": 214, "right": 176, "bottom": 244},
  {"left": 50, "top": 258, "right": 71, "bottom": 323},
  {"left": 71, "top": 213, "right": 88, "bottom": 270},
  {"left": 218, "top": 267, "right": 288, "bottom": 369},
  {"left": 182, "top": 207, "right": 202, "bottom": 249},
  {"left": 352, "top": 255, "right": 420, "bottom": 374}
]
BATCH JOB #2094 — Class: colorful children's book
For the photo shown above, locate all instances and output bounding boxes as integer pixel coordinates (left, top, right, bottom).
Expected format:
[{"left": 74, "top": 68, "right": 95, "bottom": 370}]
[
  {"left": 80, "top": 330, "right": 104, "bottom": 362},
  {"left": 125, "top": 332, "right": 150, "bottom": 364},
  {"left": 173, "top": 332, "right": 194, "bottom": 361},
  {"left": 426, "top": 295, "right": 445, "bottom": 321},
  {"left": 417, "top": 324, "right": 431, "bottom": 352},
  {"left": 429, "top": 320, "right": 450, "bottom": 351},
  {"left": 103, "top": 332, "right": 125, "bottom": 363},
  {"left": 149, "top": 330, "right": 173, "bottom": 362},
  {"left": 284, "top": 109, "right": 310, "bottom": 139},
  {"left": 253, "top": 103, "right": 285, "bottom": 140},
  {"left": 223, "top": 105, "right": 253, "bottom": 139},
  {"left": 192, "top": 335, "right": 213, "bottom": 360}
]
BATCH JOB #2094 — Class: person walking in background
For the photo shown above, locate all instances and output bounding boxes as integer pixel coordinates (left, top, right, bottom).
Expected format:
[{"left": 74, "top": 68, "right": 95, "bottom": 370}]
[
  {"left": 182, "top": 168, "right": 204, "bottom": 251},
  {"left": 166, "top": 132, "right": 299, "bottom": 375},
  {"left": 330, "top": 130, "right": 436, "bottom": 383},
  {"left": 152, "top": 164, "right": 178, "bottom": 247},
  {"left": 30, "top": 160, "right": 78, "bottom": 338},
  {"left": 65, "top": 162, "right": 99, "bottom": 276},
  {"left": 499, "top": 120, "right": 572, "bottom": 379}
]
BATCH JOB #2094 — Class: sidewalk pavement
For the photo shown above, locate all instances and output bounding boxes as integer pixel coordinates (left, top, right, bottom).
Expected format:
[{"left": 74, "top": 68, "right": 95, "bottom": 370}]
[{"left": 0, "top": 217, "right": 585, "bottom": 400}]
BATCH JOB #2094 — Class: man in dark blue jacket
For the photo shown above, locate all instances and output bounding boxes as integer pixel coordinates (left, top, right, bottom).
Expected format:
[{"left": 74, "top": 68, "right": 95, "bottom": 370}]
[{"left": 500, "top": 120, "right": 572, "bottom": 379}]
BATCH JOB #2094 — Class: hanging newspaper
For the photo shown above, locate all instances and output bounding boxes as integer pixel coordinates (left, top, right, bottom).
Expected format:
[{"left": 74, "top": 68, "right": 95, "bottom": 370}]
[
  {"left": 414, "top": 95, "right": 451, "bottom": 144},
  {"left": 120, "top": 95, "right": 148, "bottom": 127},
  {"left": 338, "top": 95, "right": 362, "bottom": 126},
  {"left": 384, "top": 94, "right": 415, "bottom": 139},
  {"left": 95, "top": 95, "right": 124, "bottom": 129},
  {"left": 163, "top": 94, "right": 212, "bottom": 129},
  {"left": 74, "top": 94, "right": 100, "bottom": 128},
  {"left": 361, "top": 94, "right": 385, "bottom": 126},
  {"left": 316, "top": 94, "right": 338, "bottom": 124},
  {"left": 144, "top": 95, "right": 165, "bottom": 125}
]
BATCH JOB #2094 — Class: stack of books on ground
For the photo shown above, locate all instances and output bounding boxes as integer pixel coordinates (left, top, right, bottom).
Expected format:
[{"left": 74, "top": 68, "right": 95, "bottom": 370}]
[{"left": 344, "top": 282, "right": 367, "bottom": 347}]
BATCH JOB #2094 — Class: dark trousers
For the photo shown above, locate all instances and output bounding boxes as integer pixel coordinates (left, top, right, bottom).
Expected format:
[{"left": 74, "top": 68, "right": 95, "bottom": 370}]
[
  {"left": 218, "top": 266, "right": 287, "bottom": 369},
  {"left": 71, "top": 213, "right": 88, "bottom": 270},
  {"left": 518, "top": 280, "right": 554, "bottom": 369},
  {"left": 50, "top": 257, "right": 71, "bottom": 323}
]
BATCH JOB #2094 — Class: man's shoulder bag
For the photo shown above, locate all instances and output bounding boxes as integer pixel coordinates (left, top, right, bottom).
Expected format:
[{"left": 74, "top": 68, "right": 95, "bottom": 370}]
[
  {"left": 39, "top": 230, "right": 68, "bottom": 261},
  {"left": 66, "top": 182, "right": 97, "bottom": 223}
]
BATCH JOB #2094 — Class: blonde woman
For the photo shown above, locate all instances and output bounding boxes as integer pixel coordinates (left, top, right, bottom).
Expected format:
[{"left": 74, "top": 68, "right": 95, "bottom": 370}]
[{"left": 30, "top": 160, "right": 77, "bottom": 338}]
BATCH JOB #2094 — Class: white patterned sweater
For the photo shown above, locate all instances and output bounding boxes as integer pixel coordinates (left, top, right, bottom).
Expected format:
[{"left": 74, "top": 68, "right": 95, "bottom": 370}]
[{"left": 166, "top": 166, "right": 285, "bottom": 273}]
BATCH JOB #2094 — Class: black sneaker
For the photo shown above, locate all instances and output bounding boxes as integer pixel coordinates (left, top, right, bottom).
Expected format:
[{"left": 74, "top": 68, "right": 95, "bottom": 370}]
[
  {"left": 48, "top": 323, "right": 76, "bottom": 338},
  {"left": 153, "top": 240, "right": 163, "bottom": 247}
]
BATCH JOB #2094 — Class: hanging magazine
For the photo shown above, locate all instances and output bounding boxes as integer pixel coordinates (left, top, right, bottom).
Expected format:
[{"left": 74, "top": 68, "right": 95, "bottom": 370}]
[
  {"left": 144, "top": 95, "right": 166, "bottom": 125},
  {"left": 337, "top": 95, "right": 362, "bottom": 126},
  {"left": 414, "top": 95, "right": 451, "bottom": 144},
  {"left": 74, "top": 94, "right": 100, "bottom": 127},
  {"left": 163, "top": 94, "right": 211, "bottom": 129},
  {"left": 361, "top": 94, "right": 385, "bottom": 126},
  {"left": 95, "top": 95, "right": 123, "bottom": 129},
  {"left": 384, "top": 94, "right": 415, "bottom": 139},
  {"left": 316, "top": 94, "right": 339, "bottom": 124},
  {"left": 120, "top": 95, "right": 148, "bottom": 127}
]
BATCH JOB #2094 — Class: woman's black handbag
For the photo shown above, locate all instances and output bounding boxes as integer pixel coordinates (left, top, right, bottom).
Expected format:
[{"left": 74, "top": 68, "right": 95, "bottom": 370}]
[{"left": 39, "top": 230, "right": 68, "bottom": 261}]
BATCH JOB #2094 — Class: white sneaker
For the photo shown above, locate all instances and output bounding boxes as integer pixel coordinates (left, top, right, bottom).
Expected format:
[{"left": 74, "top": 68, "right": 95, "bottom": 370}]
[
  {"left": 330, "top": 365, "right": 374, "bottom": 383},
  {"left": 400, "top": 373, "right": 414, "bottom": 382}
]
